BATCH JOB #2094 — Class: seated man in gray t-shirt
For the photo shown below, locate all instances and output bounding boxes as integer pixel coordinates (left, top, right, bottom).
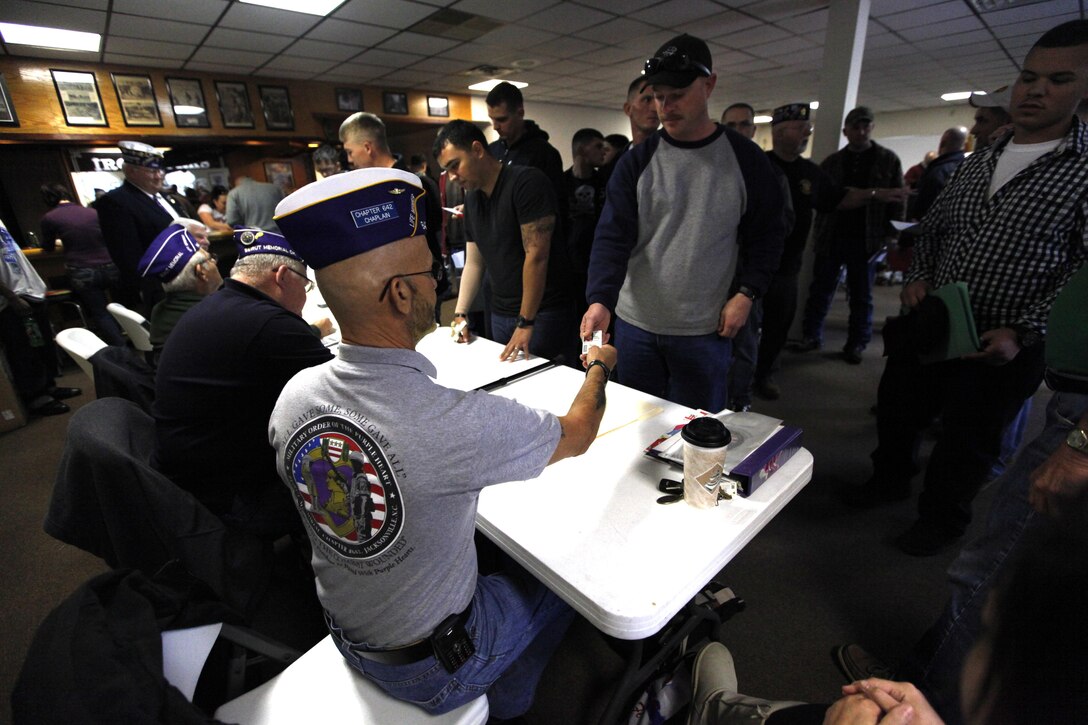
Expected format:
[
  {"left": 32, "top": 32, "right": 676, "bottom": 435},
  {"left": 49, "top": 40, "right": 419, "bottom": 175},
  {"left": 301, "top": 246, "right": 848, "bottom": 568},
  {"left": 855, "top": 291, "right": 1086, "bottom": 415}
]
[{"left": 271, "top": 167, "right": 616, "bottom": 719}]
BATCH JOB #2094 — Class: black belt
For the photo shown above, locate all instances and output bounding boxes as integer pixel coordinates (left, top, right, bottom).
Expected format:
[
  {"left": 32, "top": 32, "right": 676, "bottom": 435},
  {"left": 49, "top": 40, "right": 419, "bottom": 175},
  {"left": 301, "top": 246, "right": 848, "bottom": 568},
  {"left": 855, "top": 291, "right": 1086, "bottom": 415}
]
[{"left": 356, "top": 602, "right": 472, "bottom": 666}]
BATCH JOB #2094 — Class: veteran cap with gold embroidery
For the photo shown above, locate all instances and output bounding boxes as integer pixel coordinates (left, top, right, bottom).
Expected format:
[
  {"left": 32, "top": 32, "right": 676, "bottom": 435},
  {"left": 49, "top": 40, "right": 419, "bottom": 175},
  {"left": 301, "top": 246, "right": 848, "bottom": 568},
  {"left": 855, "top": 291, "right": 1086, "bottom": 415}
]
[
  {"left": 772, "top": 103, "right": 811, "bottom": 125},
  {"left": 138, "top": 223, "right": 201, "bottom": 281},
  {"left": 274, "top": 168, "right": 426, "bottom": 270},
  {"left": 233, "top": 228, "right": 303, "bottom": 263},
  {"left": 118, "top": 140, "right": 165, "bottom": 169}
]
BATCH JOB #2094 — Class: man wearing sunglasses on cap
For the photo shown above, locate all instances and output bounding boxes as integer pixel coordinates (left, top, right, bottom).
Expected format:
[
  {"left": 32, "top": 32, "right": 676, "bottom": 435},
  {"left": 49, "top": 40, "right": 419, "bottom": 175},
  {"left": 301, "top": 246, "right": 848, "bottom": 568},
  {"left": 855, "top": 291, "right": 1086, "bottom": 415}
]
[{"left": 582, "top": 34, "right": 785, "bottom": 412}]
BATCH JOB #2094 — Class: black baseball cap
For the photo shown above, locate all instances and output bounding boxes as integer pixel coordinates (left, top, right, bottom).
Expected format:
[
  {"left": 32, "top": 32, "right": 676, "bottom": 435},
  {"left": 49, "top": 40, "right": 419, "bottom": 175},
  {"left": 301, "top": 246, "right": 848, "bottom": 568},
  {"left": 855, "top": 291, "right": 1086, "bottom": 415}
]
[
  {"left": 642, "top": 34, "right": 712, "bottom": 89},
  {"left": 844, "top": 106, "right": 874, "bottom": 125}
]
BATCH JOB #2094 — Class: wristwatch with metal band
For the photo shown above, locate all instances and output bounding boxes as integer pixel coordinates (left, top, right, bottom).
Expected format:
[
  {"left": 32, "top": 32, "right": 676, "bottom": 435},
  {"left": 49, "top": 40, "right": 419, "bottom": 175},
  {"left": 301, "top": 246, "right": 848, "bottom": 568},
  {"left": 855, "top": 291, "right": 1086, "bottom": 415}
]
[
  {"left": 737, "top": 285, "right": 758, "bottom": 301},
  {"left": 1011, "top": 324, "right": 1041, "bottom": 350},
  {"left": 1067, "top": 428, "right": 1088, "bottom": 455},
  {"left": 516, "top": 315, "right": 535, "bottom": 328}
]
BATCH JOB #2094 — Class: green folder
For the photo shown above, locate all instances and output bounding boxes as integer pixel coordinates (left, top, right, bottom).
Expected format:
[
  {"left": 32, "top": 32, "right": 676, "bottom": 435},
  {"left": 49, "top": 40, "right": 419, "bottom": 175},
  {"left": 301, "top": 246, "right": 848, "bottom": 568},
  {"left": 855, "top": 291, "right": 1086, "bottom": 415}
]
[{"left": 920, "top": 282, "right": 982, "bottom": 364}]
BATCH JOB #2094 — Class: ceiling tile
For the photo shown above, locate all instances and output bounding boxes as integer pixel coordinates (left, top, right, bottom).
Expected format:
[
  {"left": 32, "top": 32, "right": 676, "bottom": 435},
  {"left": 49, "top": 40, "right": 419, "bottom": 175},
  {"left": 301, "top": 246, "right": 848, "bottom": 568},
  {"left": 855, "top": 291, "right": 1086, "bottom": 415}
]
[
  {"left": 2, "top": 0, "right": 106, "bottom": 33},
  {"left": 218, "top": 3, "right": 320, "bottom": 35},
  {"left": 334, "top": 0, "right": 438, "bottom": 28},
  {"left": 111, "top": 0, "right": 227, "bottom": 25},
  {"left": 678, "top": 10, "right": 762, "bottom": 39},
  {"left": 345, "top": 48, "right": 426, "bottom": 68},
  {"left": 899, "top": 15, "right": 984, "bottom": 42},
  {"left": 776, "top": 8, "right": 828, "bottom": 34},
  {"left": 284, "top": 39, "right": 361, "bottom": 62},
  {"left": 204, "top": 27, "right": 294, "bottom": 53},
  {"left": 102, "top": 53, "right": 184, "bottom": 69},
  {"left": 189, "top": 46, "right": 272, "bottom": 67},
  {"left": 477, "top": 23, "right": 558, "bottom": 48},
  {"left": 378, "top": 31, "right": 462, "bottom": 54},
  {"left": 880, "top": 1, "right": 973, "bottom": 31},
  {"left": 450, "top": 0, "right": 558, "bottom": 22},
  {"left": 303, "top": 19, "right": 396, "bottom": 47},
  {"left": 535, "top": 35, "right": 598, "bottom": 58},
  {"left": 721, "top": 24, "right": 792, "bottom": 49},
  {"left": 105, "top": 37, "right": 194, "bottom": 60},
  {"left": 109, "top": 14, "right": 210, "bottom": 44},
  {"left": 262, "top": 55, "right": 336, "bottom": 73},
  {"left": 632, "top": 0, "right": 724, "bottom": 28},
  {"left": 742, "top": 0, "right": 827, "bottom": 22},
  {"left": 184, "top": 60, "right": 258, "bottom": 74},
  {"left": 519, "top": 4, "right": 614, "bottom": 33}
]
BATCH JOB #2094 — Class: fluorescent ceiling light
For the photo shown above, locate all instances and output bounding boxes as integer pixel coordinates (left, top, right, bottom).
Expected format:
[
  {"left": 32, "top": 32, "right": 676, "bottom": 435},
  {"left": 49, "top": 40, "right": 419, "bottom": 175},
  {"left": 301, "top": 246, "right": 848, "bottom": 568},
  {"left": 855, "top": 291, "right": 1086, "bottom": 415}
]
[
  {"left": 239, "top": 0, "right": 343, "bottom": 16},
  {"left": 754, "top": 115, "right": 773, "bottom": 124},
  {"left": 809, "top": 101, "right": 819, "bottom": 110},
  {"left": 941, "top": 91, "right": 981, "bottom": 101},
  {"left": 173, "top": 105, "right": 205, "bottom": 115},
  {"left": 0, "top": 22, "right": 100, "bottom": 52},
  {"left": 468, "top": 79, "right": 528, "bottom": 92}
]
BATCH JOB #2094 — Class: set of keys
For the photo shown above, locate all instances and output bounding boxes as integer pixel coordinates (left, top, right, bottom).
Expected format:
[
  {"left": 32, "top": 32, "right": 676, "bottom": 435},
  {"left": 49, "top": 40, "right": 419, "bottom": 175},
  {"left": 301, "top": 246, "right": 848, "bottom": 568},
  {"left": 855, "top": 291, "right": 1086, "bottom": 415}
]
[{"left": 656, "top": 477, "right": 738, "bottom": 505}]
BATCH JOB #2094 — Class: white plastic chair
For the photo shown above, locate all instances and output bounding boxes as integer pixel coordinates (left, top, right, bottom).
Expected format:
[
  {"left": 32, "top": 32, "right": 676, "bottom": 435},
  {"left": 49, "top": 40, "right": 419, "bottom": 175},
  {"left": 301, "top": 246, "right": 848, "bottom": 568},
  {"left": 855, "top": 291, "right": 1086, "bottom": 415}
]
[
  {"left": 107, "top": 302, "right": 153, "bottom": 353},
  {"left": 55, "top": 327, "right": 108, "bottom": 381}
]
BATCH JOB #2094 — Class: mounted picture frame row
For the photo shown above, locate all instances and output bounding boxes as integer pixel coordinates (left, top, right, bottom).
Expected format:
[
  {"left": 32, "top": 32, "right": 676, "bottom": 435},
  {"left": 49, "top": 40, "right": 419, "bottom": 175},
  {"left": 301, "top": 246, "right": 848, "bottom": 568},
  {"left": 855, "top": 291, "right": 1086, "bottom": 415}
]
[{"left": 46, "top": 70, "right": 295, "bottom": 130}]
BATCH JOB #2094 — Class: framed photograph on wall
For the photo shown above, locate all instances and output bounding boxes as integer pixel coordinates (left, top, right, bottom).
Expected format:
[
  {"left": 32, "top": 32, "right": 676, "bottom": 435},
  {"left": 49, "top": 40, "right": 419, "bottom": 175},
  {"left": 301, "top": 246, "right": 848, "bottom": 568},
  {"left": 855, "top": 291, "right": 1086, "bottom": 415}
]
[
  {"left": 165, "top": 77, "right": 210, "bottom": 128},
  {"left": 0, "top": 74, "right": 19, "bottom": 127},
  {"left": 215, "top": 81, "right": 254, "bottom": 129},
  {"left": 336, "top": 87, "right": 362, "bottom": 113},
  {"left": 264, "top": 161, "right": 295, "bottom": 193},
  {"left": 111, "top": 73, "right": 162, "bottom": 127},
  {"left": 427, "top": 95, "right": 449, "bottom": 118},
  {"left": 382, "top": 91, "right": 408, "bottom": 115},
  {"left": 51, "top": 69, "right": 108, "bottom": 126},
  {"left": 259, "top": 85, "right": 294, "bottom": 130}
]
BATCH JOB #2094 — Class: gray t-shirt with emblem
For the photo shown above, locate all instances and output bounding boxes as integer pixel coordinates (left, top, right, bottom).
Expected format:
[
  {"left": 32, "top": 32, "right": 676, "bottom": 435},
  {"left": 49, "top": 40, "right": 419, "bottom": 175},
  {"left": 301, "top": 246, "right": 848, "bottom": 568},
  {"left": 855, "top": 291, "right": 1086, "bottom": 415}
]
[{"left": 269, "top": 343, "right": 560, "bottom": 647}]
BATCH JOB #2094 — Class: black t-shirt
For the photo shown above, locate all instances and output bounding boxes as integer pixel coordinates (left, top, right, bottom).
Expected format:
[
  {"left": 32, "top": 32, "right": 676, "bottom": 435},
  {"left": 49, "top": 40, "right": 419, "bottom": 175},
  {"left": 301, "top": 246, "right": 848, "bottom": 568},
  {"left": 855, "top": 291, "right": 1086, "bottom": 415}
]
[
  {"left": 464, "top": 165, "right": 569, "bottom": 316},
  {"left": 837, "top": 145, "right": 877, "bottom": 242},
  {"left": 564, "top": 168, "right": 607, "bottom": 269},
  {"left": 767, "top": 151, "right": 843, "bottom": 275}
]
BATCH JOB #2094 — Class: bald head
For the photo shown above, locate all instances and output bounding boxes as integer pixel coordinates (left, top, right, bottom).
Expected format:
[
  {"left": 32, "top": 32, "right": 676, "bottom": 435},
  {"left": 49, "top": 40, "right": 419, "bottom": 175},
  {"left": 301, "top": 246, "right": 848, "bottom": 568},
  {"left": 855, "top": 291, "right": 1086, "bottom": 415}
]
[
  {"left": 316, "top": 235, "right": 435, "bottom": 348},
  {"left": 939, "top": 127, "right": 967, "bottom": 155}
]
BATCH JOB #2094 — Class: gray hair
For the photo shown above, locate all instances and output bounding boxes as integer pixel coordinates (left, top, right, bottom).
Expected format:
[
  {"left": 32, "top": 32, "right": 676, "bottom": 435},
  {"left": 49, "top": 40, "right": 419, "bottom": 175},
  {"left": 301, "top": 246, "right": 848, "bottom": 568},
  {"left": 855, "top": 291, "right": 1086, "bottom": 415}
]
[
  {"left": 231, "top": 253, "right": 304, "bottom": 280},
  {"left": 162, "top": 249, "right": 211, "bottom": 293}
]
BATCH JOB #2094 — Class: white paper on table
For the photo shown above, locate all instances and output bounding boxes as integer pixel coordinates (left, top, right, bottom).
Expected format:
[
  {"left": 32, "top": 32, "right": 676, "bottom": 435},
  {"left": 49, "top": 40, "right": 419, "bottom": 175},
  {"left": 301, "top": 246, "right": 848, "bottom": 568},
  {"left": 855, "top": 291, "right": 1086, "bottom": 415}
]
[
  {"left": 891, "top": 220, "right": 918, "bottom": 231},
  {"left": 161, "top": 623, "right": 222, "bottom": 702}
]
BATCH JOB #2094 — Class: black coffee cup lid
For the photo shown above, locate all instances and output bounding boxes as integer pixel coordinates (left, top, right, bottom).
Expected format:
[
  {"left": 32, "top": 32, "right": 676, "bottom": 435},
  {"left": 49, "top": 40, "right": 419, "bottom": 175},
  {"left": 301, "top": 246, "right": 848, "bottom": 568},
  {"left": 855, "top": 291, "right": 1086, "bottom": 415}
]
[{"left": 681, "top": 417, "right": 731, "bottom": 448}]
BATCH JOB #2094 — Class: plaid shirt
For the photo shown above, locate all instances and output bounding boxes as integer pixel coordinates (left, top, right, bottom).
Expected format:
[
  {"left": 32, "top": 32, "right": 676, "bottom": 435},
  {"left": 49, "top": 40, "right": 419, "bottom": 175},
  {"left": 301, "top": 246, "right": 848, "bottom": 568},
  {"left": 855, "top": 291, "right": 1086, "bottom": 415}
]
[{"left": 908, "top": 117, "right": 1088, "bottom": 336}]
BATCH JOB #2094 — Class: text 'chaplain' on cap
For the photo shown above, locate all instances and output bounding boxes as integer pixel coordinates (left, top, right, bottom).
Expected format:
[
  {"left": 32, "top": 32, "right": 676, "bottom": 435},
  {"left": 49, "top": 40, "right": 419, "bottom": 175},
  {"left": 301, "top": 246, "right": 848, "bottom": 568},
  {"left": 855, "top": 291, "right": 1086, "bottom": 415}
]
[
  {"left": 138, "top": 223, "right": 200, "bottom": 281},
  {"left": 234, "top": 228, "right": 303, "bottom": 264},
  {"left": 274, "top": 168, "right": 426, "bottom": 270}
]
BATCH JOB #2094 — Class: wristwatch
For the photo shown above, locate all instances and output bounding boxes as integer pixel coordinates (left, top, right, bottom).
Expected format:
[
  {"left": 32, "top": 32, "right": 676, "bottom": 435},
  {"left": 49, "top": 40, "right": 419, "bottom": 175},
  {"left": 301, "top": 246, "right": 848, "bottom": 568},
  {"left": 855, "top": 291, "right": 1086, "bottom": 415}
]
[
  {"left": 737, "top": 285, "right": 759, "bottom": 302},
  {"left": 516, "top": 315, "right": 535, "bottom": 328},
  {"left": 1067, "top": 428, "right": 1088, "bottom": 455},
  {"left": 1011, "top": 324, "right": 1041, "bottom": 350}
]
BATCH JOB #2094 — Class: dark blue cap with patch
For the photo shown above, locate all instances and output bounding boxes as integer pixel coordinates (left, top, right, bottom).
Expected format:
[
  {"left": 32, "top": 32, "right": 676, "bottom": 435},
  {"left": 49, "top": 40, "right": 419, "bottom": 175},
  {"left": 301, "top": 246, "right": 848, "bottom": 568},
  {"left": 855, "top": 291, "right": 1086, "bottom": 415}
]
[
  {"left": 138, "top": 223, "right": 200, "bottom": 281},
  {"left": 772, "top": 103, "right": 811, "bottom": 125},
  {"left": 273, "top": 168, "right": 426, "bottom": 270},
  {"left": 233, "top": 228, "right": 303, "bottom": 264}
]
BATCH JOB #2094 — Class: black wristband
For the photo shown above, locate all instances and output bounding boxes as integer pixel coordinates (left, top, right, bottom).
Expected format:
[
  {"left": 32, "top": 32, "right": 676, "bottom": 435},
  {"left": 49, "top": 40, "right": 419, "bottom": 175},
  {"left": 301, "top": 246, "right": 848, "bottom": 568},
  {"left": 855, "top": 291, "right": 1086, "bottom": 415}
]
[
  {"left": 586, "top": 359, "right": 610, "bottom": 379},
  {"left": 453, "top": 312, "right": 467, "bottom": 319}
]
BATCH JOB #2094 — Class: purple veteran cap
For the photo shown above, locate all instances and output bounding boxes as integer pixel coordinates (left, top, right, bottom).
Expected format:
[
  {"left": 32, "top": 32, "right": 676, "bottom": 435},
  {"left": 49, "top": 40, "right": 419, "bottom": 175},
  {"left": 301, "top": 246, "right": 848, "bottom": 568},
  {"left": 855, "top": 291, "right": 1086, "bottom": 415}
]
[
  {"left": 274, "top": 168, "right": 426, "bottom": 270},
  {"left": 138, "top": 223, "right": 201, "bottom": 281},
  {"left": 233, "top": 228, "right": 303, "bottom": 263}
]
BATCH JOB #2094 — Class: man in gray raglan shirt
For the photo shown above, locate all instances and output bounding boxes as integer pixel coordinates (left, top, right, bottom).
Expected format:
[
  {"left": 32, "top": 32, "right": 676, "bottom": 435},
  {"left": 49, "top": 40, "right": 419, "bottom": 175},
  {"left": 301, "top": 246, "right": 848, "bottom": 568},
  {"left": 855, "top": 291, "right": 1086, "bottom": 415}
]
[
  {"left": 582, "top": 33, "right": 785, "bottom": 412},
  {"left": 269, "top": 167, "right": 616, "bottom": 719}
]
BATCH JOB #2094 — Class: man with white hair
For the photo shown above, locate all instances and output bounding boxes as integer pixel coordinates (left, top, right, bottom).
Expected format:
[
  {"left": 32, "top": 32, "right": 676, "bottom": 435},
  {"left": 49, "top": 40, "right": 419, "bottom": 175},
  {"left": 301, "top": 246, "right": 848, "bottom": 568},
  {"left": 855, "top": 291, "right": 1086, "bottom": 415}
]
[
  {"left": 137, "top": 223, "right": 223, "bottom": 354},
  {"left": 96, "top": 141, "right": 191, "bottom": 310},
  {"left": 270, "top": 167, "right": 616, "bottom": 719},
  {"left": 152, "top": 228, "right": 332, "bottom": 538}
]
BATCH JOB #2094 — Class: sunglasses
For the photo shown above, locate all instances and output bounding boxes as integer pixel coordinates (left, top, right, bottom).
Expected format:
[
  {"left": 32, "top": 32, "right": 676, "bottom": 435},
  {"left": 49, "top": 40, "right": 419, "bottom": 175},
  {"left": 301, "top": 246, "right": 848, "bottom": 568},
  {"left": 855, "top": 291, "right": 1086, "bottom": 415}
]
[
  {"left": 378, "top": 260, "right": 443, "bottom": 302},
  {"left": 643, "top": 52, "right": 711, "bottom": 80}
]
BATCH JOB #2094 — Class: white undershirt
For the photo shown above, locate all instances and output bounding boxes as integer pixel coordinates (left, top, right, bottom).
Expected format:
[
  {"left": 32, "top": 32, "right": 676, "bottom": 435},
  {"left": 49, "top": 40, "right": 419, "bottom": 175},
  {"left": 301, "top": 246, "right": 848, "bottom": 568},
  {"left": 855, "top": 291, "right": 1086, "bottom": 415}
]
[
  {"left": 143, "top": 188, "right": 181, "bottom": 220},
  {"left": 988, "top": 137, "right": 1061, "bottom": 198}
]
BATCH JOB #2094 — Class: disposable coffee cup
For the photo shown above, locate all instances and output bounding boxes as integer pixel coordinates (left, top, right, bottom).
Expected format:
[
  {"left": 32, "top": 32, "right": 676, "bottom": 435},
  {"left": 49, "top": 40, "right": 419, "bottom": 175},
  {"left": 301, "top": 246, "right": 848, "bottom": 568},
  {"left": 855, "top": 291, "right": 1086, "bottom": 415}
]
[{"left": 680, "top": 417, "right": 732, "bottom": 509}]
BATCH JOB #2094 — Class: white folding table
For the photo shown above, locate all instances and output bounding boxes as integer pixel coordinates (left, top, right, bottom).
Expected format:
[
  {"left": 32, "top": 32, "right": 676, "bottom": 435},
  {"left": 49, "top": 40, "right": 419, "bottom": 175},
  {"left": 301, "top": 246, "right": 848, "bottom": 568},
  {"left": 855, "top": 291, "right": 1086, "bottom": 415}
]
[{"left": 420, "top": 333, "right": 814, "bottom": 722}]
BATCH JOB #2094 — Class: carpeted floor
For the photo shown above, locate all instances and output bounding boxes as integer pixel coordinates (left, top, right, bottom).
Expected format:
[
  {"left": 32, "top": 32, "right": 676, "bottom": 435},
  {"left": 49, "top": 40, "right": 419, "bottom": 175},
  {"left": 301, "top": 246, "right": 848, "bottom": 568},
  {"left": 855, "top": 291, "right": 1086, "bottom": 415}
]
[{"left": 0, "top": 282, "right": 1050, "bottom": 724}]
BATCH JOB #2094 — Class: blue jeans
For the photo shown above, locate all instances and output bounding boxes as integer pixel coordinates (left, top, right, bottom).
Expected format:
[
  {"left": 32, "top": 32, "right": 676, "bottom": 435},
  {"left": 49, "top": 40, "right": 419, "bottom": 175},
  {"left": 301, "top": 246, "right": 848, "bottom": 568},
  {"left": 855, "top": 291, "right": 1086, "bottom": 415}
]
[
  {"left": 728, "top": 299, "right": 762, "bottom": 409},
  {"left": 614, "top": 317, "right": 732, "bottom": 412},
  {"left": 491, "top": 304, "right": 579, "bottom": 368},
  {"left": 904, "top": 392, "right": 1088, "bottom": 725},
  {"left": 802, "top": 245, "right": 875, "bottom": 349},
  {"left": 67, "top": 264, "right": 126, "bottom": 346},
  {"left": 327, "top": 572, "right": 574, "bottom": 719}
]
